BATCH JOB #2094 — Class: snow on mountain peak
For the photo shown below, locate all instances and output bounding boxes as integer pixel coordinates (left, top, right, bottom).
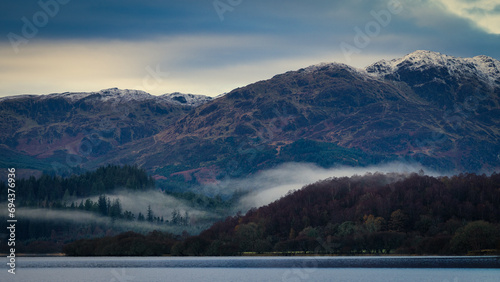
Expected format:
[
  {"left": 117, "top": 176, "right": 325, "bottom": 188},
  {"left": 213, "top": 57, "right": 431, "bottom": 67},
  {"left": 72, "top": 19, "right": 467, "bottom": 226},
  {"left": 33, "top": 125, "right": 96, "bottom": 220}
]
[
  {"left": 95, "top": 88, "right": 153, "bottom": 102},
  {"left": 296, "top": 62, "right": 376, "bottom": 81},
  {"left": 35, "top": 88, "right": 154, "bottom": 103},
  {"left": 301, "top": 62, "right": 363, "bottom": 74},
  {"left": 366, "top": 50, "right": 500, "bottom": 87}
]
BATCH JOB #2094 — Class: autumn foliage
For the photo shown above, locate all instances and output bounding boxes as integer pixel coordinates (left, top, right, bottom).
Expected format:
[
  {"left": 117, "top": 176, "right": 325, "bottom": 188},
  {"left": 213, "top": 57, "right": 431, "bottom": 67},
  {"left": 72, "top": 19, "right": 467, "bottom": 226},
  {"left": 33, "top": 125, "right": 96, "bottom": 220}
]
[{"left": 188, "top": 172, "right": 500, "bottom": 255}]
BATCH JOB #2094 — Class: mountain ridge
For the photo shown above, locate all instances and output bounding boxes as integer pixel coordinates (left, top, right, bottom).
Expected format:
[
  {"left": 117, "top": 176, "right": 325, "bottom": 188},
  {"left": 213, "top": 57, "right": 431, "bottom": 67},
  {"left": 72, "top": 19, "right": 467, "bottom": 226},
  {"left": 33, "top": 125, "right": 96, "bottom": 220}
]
[{"left": 0, "top": 87, "right": 214, "bottom": 107}]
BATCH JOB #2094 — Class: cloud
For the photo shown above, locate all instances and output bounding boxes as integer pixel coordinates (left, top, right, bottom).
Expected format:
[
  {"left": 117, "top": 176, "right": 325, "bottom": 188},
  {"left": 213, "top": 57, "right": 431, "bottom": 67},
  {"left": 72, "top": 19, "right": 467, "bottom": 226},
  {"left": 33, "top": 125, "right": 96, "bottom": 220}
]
[
  {"left": 436, "top": 0, "right": 500, "bottom": 34},
  {"left": 1, "top": 0, "right": 499, "bottom": 97},
  {"left": 0, "top": 35, "right": 286, "bottom": 96},
  {"left": 0, "top": 35, "right": 396, "bottom": 97}
]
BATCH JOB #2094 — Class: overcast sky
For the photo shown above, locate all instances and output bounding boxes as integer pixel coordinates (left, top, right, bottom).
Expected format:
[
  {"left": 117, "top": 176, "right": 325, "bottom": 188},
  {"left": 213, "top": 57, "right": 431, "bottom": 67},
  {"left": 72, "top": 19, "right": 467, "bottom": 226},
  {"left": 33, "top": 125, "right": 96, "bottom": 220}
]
[{"left": 1, "top": 0, "right": 499, "bottom": 97}]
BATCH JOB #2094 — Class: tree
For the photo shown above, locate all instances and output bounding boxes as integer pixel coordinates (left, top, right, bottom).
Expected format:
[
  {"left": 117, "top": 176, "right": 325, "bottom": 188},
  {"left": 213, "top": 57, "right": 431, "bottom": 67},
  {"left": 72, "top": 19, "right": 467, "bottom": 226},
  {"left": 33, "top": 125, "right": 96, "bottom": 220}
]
[
  {"left": 389, "top": 209, "right": 408, "bottom": 232},
  {"left": 123, "top": 210, "right": 135, "bottom": 221},
  {"left": 147, "top": 205, "right": 154, "bottom": 222},
  {"left": 98, "top": 195, "right": 108, "bottom": 216},
  {"left": 337, "top": 221, "right": 356, "bottom": 237},
  {"left": 91, "top": 180, "right": 105, "bottom": 195},
  {"left": 183, "top": 211, "right": 190, "bottom": 226},
  {"left": 84, "top": 199, "right": 93, "bottom": 211},
  {"left": 109, "top": 199, "right": 122, "bottom": 219},
  {"left": 235, "top": 223, "right": 261, "bottom": 252},
  {"left": 450, "top": 221, "right": 499, "bottom": 254},
  {"left": 363, "top": 214, "right": 385, "bottom": 233}
]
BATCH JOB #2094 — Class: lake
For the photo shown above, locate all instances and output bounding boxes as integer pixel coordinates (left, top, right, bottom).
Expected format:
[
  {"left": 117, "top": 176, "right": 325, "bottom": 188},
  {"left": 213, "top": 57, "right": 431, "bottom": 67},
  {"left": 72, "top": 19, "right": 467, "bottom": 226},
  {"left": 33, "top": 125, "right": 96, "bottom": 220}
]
[{"left": 2, "top": 256, "right": 499, "bottom": 282}]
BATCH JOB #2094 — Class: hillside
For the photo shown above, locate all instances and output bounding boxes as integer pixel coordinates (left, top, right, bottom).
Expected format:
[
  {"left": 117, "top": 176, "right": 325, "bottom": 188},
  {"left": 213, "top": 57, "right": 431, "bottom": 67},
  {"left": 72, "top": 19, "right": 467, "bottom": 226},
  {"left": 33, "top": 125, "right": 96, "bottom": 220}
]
[{"left": 177, "top": 172, "right": 500, "bottom": 255}]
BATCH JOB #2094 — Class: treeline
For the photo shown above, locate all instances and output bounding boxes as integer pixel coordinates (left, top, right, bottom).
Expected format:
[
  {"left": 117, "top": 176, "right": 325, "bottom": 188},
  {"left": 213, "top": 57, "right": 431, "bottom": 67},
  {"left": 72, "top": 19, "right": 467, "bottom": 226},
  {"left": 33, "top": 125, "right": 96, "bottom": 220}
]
[
  {"left": 0, "top": 164, "right": 155, "bottom": 206},
  {"left": 67, "top": 196, "right": 190, "bottom": 226},
  {"left": 63, "top": 172, "right": 500, "bottom": 256},
  {"left": 171, "top": 172, "right": 500, "bottom": 256},
  {"left": 63, "top": 231, "right": 179, "bottom": 256}
]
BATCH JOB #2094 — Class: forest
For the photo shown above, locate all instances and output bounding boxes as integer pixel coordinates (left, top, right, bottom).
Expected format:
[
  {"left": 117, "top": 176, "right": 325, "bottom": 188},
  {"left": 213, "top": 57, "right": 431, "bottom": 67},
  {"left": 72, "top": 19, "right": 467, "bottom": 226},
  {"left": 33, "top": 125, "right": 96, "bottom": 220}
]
[
  {"left": 0, "top": 165, "right": 190, "bottom": 254},
  {"left": 63, "top": 172, "right": 500, "bottom": 256},
  {"left": 0, "top": 164, "right": 155, "bottom": 206}
]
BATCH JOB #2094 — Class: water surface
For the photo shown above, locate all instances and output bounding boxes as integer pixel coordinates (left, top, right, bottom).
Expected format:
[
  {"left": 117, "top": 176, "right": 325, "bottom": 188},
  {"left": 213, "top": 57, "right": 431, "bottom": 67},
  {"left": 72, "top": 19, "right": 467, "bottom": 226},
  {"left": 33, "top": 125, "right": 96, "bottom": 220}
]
[{"left": 2, "top": 256, "right": 499, "bottom": 282}]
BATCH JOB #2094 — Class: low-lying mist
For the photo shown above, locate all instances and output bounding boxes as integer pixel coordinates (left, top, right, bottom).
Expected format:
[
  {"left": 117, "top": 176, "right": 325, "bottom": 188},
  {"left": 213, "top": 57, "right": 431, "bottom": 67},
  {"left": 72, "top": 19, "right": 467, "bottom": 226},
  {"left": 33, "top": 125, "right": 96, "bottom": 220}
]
[
  {"left": 15, "top": 207, "right": 209, "bottom": 236},
  {"left": 200, "top": 161, "right": 445, "bottom": 212},
  {"left": 82, "top": 189, "right": 218, "bottom": 221},
  {"left": 5, "top": 190, "right": 223, "bottom": 236}
]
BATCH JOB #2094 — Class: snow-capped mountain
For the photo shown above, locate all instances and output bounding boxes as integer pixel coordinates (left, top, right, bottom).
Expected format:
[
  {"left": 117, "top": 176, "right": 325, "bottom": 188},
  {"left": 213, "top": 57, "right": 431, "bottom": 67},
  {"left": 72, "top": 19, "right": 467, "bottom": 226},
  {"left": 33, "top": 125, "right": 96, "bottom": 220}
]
[
  {"left": 364, "top": 50, "right": 500, "bottom": 108},
  {"left": 366, "top": 50, "right": 500, "bottom": 88}
]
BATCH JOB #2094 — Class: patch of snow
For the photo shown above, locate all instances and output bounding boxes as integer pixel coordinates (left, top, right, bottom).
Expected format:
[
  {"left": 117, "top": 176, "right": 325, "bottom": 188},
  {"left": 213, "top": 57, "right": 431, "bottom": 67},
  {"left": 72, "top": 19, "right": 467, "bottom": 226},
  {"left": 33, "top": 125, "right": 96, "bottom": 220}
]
[
  {"left": 160, "top": 92, "right": 213, "bottom": 107},
  {"left": 39, "top": 88, "right": 154, "bottom": 103},
  {"left": 298, "top": 62, "right": 375, "bottom": 81}
]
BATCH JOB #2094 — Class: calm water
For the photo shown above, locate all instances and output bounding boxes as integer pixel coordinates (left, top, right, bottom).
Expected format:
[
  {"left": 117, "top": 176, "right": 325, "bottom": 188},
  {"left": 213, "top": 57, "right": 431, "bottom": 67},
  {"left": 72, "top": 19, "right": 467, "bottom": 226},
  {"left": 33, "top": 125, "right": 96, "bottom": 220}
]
[{"left": 2, "top": 256, "right": 499, "bottom": 282}]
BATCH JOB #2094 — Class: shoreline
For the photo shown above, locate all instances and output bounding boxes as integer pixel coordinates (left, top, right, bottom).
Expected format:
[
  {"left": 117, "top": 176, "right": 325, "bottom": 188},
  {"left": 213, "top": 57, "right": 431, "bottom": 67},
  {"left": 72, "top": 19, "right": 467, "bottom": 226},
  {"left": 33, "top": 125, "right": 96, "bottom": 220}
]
[{"left": 11, "top": 255, "right": 500, "bottom": 269}]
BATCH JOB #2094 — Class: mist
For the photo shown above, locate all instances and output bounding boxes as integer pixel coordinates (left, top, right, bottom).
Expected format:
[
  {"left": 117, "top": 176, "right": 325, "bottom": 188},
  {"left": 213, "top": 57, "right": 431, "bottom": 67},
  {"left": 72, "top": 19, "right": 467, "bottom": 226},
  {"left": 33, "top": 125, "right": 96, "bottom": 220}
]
[
  {"left": 5, "top": 190, "right": 223, "bottom": 236},
  {"left": 14, "top": 207, "right": 209, "bottom": 236},
  {"left": 201, "top": 161, "right": 445, "bottom": 212}
]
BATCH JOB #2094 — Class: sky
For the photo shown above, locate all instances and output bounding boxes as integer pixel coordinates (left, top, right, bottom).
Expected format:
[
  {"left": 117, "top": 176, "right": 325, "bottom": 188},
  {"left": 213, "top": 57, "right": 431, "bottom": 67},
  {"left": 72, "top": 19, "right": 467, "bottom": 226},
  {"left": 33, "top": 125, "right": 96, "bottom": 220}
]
[{"left": 0, "top": 0, "right": 499, "bottom": 97}]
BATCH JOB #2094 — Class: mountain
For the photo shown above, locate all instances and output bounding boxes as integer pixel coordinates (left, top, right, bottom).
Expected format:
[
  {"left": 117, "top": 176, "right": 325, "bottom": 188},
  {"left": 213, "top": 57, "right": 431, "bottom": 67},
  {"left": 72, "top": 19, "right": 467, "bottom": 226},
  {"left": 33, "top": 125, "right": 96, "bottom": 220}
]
[
  {"left": 1, "top": 51, "right": 499, "bottom": 182},
  {"left": 106, "top": 51, "right": 500, "bottom": 182},
  {"left": 0, "top": 88, "right": 212, "bottom": 177}
]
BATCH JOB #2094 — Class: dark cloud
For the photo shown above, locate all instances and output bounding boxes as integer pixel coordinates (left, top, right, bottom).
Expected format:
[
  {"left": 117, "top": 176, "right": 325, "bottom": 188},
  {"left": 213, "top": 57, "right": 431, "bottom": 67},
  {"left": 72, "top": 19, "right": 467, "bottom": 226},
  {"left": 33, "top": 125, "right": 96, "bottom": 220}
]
[{"left": 0, "top": 0, "right": 499, "bottom": 97}]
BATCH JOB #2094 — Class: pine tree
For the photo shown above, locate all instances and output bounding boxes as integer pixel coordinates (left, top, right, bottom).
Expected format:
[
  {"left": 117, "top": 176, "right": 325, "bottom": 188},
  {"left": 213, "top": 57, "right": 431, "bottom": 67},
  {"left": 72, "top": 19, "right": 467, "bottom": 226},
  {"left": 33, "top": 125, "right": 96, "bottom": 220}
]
[
  {"left": 109, "top": 199, "right": 122, "bottom": 218},
  {"left": 98, "top": 195, "right": 107, "bottom": 216},
  {"left": 147, "top": 205, "right": 154, "bottom": 222}
]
